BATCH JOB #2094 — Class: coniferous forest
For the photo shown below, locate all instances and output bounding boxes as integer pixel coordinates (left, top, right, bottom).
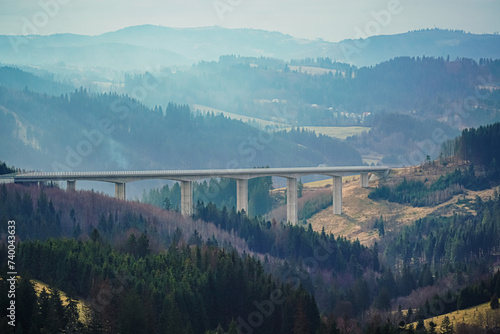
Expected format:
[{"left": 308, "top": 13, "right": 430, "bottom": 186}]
[
  {"left": 0, "top": 124, "right": 500, "bottom": 333},
  {"left": 1, "top": 160, "right": 500, "bottom": 333}
]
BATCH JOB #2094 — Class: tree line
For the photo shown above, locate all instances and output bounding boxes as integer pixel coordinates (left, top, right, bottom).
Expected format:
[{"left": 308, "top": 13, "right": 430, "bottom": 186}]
[
  {"left": 440, "top": 121, "right": 500, "bottom": 181},
  {"left": 368, "top": 164, "right": 490, "bottom": 207}
]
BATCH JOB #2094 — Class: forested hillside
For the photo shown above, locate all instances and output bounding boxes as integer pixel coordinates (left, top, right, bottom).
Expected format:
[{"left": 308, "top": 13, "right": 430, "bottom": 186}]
[
  {"left": 120, "top": 56, "right": 500, "bottom": 164},
  {"left": 2, "top": 239, "right": 321, "bottom": 334},
  {"left": 0, "top": 79, "right": 362, "bottom": 172},
  {"left": 2, "top": 38, "right": 500, "bottom": 332},
  {"left": 346, "top": 113, "right": 460, "bottom": 164},
  {"left": 2, "top": 56, "right": 500, "bottom": 171},
  {"left": 2, "top": 161, "right": 500, "bottom": 333},
  {"left": 0, "top": 67, "right": 74, "bottom": 96},
  {"left": 441, "top": 122, "right": 500, "bottom": 179},
  {"left": 123, "top": 56, "right": 500, "bottom": 128},
  {"left": 369, "top": 122, "right": 500, "bottom": 206}
]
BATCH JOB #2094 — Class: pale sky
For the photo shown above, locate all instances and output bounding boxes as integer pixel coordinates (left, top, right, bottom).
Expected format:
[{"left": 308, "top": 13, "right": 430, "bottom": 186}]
[{"left": 1, "top": 0, "right": 499, "bottom": 42}]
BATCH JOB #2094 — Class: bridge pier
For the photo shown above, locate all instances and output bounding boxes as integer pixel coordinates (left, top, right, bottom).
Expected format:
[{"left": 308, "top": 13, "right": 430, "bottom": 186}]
[
  {"left": 67, "top": 180, "right": 76, "bottom": 191},
  {"left": 236, "top": 179, "right": 248, "bottom": 214},
  {"left": 287, "top": 177, "right": 298, "bottom": 224},
  {"left": 361, "top": 173, "right": 369, "bottom": 188},
  {"left": 332, "top": 176, "right": 342, "bottom": 215},
  {"left": 115, "top": 183, "right": 126, "bottom": 201},
  {"left": 181, "top": 180, "right": 193, "bottom": 217}
]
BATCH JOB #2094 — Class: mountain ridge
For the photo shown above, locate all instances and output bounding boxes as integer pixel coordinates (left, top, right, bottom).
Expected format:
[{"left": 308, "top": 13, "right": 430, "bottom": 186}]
[{"left": 1, "top": 26, "right": 499, "bottom": 70}]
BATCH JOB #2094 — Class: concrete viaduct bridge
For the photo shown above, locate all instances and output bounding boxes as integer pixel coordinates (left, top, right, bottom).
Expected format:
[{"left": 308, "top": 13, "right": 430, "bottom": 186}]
[{"left": 13, "top": 166, "right": 389, "bottom": 224}]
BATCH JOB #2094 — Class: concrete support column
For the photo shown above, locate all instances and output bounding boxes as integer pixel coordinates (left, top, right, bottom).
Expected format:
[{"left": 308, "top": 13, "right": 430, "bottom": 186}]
[
  {"left": 287, "top": 177, "right": 298, "bottom": 224},
  {"left": 67, "top": 180, "right": 76, "bottom": 191},
  {"left": 360, "top": 173, "right": 369, "bottom": 188},
  {"left": 332, "top": 176, "right": 342, "bottom": 215},
  {"left": 236, "top": 179, "right": 248, "bottom": 214},
  {"left": 181, "top": 181, "right": 193, "bottom": 217},
  {"left": 115, "top": 183, "right": 126, "bottom": 201}
]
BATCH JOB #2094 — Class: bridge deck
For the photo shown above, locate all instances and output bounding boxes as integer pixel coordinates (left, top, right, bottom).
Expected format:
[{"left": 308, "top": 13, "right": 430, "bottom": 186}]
[{"left": 14, "top": 166, "right": 389, "bottom": 182}]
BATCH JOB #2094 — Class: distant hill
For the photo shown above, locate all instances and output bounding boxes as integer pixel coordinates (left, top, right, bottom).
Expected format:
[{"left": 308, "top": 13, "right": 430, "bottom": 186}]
[
  {"left": 334, "top": 29, "right": 500, "bottom": 67},
  {"left": 0, "top": 66, "right": 74, "bottom": 95},
  {"left": 1, "top": 26, "right": 499, "bottom": 70}
]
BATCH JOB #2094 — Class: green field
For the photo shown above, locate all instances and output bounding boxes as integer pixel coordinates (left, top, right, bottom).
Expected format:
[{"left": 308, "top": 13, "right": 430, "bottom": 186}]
[
  {"left": 193, "top": 104, "right": 370, "bottom": 140},
  {"left": 192, "top": 104, "right": 289, "bottom": 128},
  {"left": 288, "top": 65, "right": 339, "bottom": 76}
]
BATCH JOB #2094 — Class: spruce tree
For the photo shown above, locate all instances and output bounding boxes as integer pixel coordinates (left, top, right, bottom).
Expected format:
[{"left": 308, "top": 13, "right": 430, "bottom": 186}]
[{"left": 490, "top": 293, "right": 499, "bottom": 310}]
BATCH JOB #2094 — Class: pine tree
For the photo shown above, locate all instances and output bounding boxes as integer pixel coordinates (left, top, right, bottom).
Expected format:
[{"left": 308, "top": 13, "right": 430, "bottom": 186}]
[
  {"left": 49, "top": 287, "right": 66, "bottom": 330},
  {"left": 72, "top": 222, "right": 82, "bottom": 239},
  {"left": 65, "top": 295, "right": 81, "bottom": 330},
  {"left": 374, "top": 288, "right": 391, "bottom": 311},
  {"left": 16, "top": 276, "right": 38, "bottom": 331},
  {"left": 297, "top": 179, "right": 303, "bottom": 198},
  {"left": 90, "top": 228, "right": 101, "bottom": 243},
  {"left": 163, "top": 197, "right": 172, "bottom": 210},
  {"left": 137, "top": 233, "right": 150, "bottom": 257},
  {"left": 227, "top": 320, "right": 238, "bottom": 334},
  {"left": 126, "top": 234, "right": 137, "bottom": 255},
  {"left": 293, "top": 302, "right": 310, "bottom": 334},
  {"left": 439, "top": 316, "right": 454, "bottom": 334},
  {"left": 98, "top": 213, "right": 108, "bottom": 233},
  {"left": 428, "top": 321, "right": 437, "bottom": 334},
  {"left": 490, "top": 293, "right": 499, "bottom": 309}
]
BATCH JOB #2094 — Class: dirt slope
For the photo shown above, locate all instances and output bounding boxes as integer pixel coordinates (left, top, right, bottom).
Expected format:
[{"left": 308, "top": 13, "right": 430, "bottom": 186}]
[{"left": 307, "top": 165, "right": 498, "bottom": 246}]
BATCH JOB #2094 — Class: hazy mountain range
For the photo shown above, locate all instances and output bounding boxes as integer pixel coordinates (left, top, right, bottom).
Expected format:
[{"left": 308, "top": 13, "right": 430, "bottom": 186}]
[{"left": 1, "top": 26, "right": 500, "bottom": 71}]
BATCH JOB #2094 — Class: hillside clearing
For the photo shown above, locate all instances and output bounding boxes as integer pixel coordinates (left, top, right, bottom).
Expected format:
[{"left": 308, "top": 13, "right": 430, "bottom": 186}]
[
  {"left": 193, "top": 104, "right": 289, "bottom": 128},
  {"left": 288, "top": 65, "right": 341, "bottom": 76},
  {"left": 306, "top": 165, "right": 499, "bottom": 246},
  {"left": 411, "top": 302, "right": 500, "bottom": 329},
  {"left": 32, "top": 279, "right": 87, "bottom": 321},
  {"left": 193, "top": 104, "right": 370, "bottom": 140}
]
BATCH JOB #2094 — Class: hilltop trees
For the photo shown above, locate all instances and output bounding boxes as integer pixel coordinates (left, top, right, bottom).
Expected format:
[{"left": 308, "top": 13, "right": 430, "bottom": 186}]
[
  {"left": 440, "top": 122, "right": 500, "bottom": 181},
  {"left": 0, "top": 161, "right": 15, "bottom": 175},
  {"left": 368, "top": 164, "right": 492, "bottom": 207}
]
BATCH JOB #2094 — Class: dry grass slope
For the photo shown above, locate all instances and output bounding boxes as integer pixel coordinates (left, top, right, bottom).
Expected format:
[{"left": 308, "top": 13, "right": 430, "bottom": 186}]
[
  {"left": 412, "top": 302, "right": 500, "bottom": 329},
  {"left": 32, "top": 279, "right": 87, "bottom": 321},
  {"left": 306, "top": 163, "right": 499, "bottom": 246}
]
